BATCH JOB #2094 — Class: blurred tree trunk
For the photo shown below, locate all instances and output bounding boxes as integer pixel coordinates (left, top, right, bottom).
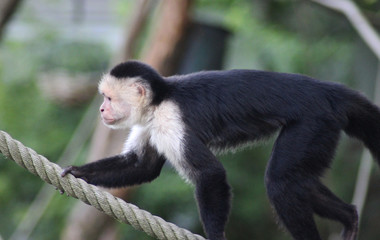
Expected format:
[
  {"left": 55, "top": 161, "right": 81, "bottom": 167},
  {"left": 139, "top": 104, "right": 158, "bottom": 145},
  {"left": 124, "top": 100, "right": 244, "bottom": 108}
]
[
  {"left": 61, "top": 0, "right": 192, "bottom": 239},
  {"left": 0, "top": 0, "right": 22, "bottom": 41},
  {"left": 141, "top": 0, "right": 192, "bottom": 75}
]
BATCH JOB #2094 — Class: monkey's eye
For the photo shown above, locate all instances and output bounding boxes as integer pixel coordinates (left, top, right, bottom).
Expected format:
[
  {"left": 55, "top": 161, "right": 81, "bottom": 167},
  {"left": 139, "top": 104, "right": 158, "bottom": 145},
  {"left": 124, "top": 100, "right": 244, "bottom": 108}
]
[{"left": 108, "top": 97, "right": 111, "bottom": 101}]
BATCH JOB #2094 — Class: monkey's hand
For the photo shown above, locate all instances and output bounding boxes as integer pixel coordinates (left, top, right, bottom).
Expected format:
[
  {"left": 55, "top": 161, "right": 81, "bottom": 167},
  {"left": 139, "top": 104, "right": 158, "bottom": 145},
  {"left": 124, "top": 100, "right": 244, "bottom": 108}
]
[{"left": 61, "top": 166, "right": 89, "bottom": 182}]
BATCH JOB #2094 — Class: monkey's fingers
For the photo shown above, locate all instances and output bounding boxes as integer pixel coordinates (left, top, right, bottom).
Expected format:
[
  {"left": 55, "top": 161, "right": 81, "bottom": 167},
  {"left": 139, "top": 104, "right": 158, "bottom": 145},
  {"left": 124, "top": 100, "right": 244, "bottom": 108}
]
[
  {"left": 61, "top": 166, "right": 90, "bottom": 183},
  {"left": 61, "top": 166, "right": 83, "bottom": 177},
  {"left": 61, "top": 166, "right": 74, "bottom": 177}
]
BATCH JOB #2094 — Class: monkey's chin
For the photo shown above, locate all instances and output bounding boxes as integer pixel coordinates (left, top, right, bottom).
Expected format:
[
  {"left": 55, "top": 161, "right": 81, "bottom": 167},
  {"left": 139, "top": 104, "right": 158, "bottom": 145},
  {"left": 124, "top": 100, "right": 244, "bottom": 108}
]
[{"left": 103, "top": 121, "right": 122, "bottom": 129}]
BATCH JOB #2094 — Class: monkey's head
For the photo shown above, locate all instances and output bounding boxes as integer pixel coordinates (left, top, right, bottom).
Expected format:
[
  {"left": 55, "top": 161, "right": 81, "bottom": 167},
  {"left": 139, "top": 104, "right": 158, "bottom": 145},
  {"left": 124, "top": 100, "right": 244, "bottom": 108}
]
[{"left": 98, "top": 61, "right": 162, "bottom": 129}]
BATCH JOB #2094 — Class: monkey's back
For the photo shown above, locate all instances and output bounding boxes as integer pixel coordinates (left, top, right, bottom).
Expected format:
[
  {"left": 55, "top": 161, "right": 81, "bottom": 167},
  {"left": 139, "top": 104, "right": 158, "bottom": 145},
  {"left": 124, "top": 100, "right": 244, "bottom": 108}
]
[{"left": 165, "top": 70, "right": 350, "bottom": 149}]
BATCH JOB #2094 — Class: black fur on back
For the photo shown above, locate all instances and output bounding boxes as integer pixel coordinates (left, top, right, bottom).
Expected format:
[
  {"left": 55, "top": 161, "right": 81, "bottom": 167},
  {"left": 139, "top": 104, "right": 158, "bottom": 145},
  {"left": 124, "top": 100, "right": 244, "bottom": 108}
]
[{"left": 166, "top": 70, "right": 351, "bottom": 150}]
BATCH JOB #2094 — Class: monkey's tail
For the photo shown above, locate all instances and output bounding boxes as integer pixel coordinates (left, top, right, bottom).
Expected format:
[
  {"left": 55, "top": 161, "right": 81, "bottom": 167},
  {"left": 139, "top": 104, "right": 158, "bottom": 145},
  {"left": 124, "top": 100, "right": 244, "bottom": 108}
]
[{"left": 343, "top": 92, "right": 380, "bottom": 164}]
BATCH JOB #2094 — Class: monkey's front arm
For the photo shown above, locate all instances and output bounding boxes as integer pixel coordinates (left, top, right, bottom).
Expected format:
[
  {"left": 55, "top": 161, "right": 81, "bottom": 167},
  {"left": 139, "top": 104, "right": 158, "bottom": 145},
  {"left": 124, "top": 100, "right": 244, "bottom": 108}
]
[{"left": 61, "top": 149, "right": 166, "bottom": 188}]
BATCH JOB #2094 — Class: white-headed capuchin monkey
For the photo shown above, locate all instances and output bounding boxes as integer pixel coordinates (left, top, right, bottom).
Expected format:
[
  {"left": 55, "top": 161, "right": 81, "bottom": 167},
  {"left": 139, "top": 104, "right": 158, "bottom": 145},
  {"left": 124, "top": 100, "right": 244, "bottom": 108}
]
[{"left": 62, "top": 60, "right": 380, "bottom": 240}]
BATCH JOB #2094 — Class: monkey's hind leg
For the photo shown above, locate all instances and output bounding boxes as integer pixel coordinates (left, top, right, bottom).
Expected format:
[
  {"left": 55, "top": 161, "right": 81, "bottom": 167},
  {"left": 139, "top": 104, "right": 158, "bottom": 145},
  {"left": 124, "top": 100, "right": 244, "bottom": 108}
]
[
  {"left": 265, "top": 119, "right": 356, "bottom": 240},
  {"left": 265, "top": 175, "right": 322, "bottom": 240}
]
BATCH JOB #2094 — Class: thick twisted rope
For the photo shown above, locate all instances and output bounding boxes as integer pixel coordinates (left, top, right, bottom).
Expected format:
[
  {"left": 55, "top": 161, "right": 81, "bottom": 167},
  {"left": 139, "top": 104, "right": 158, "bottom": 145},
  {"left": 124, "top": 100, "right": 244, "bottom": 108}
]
[{"left": 0, "top": 130, "right": 205, "bottom": 240}]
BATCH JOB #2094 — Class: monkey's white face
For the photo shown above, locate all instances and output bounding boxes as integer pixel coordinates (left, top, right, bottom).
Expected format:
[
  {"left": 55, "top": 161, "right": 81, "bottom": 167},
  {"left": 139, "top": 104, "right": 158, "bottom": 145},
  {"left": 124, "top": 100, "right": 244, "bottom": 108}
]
[
  {"left": 99, "top": 93, "right": 131, "bottom": 128},
  {"left": 98, "top": 75, "right": 148, "bottom": 129}
]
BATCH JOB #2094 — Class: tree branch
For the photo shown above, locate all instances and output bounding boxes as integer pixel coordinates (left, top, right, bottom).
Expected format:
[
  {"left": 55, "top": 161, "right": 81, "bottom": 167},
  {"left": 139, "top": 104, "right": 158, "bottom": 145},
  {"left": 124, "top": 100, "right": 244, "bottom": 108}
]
[
  {"left": 311, "top": 0, "right": 380, "bottom": 60},
  {"left": 0, "top": 0, "right": 22, "bottom": 41}
]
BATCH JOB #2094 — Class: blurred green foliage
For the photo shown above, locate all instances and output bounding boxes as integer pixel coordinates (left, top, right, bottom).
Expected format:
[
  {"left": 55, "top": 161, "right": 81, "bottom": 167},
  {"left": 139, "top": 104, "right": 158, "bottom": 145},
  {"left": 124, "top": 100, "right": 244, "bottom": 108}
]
[{"left": 1, "top": 0, "right": 380, "bottom": 240}]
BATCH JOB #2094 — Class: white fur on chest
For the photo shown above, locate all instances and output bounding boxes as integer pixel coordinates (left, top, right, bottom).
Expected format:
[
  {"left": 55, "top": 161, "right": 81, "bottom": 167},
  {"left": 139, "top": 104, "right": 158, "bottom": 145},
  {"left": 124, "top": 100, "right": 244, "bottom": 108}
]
[
  {"left": 149, "top": 101, "right": 187, "bottom": 176},
  {"left": 122, "top": 125, "right": 150, "bottom": 155},
  {"left": 123, "top": 101, "right": 187, "bottom": 178}
]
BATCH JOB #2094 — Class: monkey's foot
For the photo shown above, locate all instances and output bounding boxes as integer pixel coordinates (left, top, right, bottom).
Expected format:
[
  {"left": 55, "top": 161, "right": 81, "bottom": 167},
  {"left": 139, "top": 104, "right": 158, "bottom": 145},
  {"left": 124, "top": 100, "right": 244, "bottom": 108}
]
[{"left": 341, "top": 216, "right": 358, "bottom": 240}]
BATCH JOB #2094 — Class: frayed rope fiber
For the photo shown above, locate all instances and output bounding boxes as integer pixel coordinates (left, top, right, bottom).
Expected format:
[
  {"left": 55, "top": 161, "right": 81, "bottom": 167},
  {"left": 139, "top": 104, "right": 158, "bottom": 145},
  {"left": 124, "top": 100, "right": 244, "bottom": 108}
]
[{"left": 0, "top": 130, "right": 205, "bottom": 240}]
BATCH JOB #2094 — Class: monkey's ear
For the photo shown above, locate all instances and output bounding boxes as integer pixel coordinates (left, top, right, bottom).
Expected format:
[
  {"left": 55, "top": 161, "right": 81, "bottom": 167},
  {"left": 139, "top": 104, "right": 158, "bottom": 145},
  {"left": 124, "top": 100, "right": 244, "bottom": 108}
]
[{"left": 136, "top": 84, "right": 146, "bottom": 97}]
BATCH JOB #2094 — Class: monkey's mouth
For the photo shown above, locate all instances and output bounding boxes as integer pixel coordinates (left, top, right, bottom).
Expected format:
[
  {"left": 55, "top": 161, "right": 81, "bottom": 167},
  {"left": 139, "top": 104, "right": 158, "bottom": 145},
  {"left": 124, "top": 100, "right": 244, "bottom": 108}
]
[{"left": 102, "top": 117, "right": 116, "bottom": 124}]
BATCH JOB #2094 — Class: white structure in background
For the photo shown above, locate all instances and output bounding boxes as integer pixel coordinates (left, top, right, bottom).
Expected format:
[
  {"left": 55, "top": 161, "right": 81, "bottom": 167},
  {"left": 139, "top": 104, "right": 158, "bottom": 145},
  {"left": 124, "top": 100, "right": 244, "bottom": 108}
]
[{"left": 6, "top": 0, "right": 132, "bottom": 48}]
